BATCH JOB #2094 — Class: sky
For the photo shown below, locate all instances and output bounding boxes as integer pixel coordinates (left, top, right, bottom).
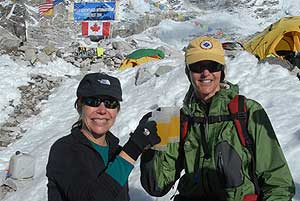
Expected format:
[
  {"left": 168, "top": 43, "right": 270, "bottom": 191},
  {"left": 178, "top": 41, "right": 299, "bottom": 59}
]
[{"left": 0, "top": 0, "right": 300, "bottom": 200}]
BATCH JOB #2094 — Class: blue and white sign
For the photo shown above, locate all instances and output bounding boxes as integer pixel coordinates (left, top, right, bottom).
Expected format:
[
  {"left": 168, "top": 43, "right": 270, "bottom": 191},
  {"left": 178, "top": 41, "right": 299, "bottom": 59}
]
[{"left": 74, "top": 2, "right": 116, "bottom": 21}]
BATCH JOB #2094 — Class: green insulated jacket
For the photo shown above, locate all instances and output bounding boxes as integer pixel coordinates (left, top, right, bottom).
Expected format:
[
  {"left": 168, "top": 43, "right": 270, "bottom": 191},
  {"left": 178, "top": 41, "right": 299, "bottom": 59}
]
[{"left": 140, "top": 82, "right": 295, "bottom": 201}]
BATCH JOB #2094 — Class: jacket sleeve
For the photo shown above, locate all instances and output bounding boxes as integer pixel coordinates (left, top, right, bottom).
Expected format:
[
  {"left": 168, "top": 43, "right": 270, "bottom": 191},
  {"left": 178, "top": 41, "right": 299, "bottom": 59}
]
[
  {"left": 140, "top": 142, "right": 183, "bottom": 197},
  {"left": 46, "top": 141, "right": 128, "bottom": 201},
  {"left": 47, "top": 177, "right": 64, "bottom": 201},
  {"left": 248, "top": 101, "right": 295, "bottom": 201}
]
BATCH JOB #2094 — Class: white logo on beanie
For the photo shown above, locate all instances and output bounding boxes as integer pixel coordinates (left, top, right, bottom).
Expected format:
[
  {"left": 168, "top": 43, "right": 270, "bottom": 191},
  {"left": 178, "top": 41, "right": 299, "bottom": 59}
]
[
  {"left": 200, "top": 40, "right": 213, "bottom": 49},
  {"left": 98, "top": 79, "right": 111, "bottom": 85}
]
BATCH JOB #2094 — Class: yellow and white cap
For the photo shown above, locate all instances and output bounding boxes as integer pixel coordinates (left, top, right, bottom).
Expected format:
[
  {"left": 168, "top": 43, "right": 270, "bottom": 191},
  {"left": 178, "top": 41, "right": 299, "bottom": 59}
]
[{"left": 185, "top": 36, "right": 225, "bottom": 65}]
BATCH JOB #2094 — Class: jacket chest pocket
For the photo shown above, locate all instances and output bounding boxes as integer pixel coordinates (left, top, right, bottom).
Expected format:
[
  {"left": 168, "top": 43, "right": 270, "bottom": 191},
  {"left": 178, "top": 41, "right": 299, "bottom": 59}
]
[
  {"left": 183, "top": 139, "right": 202, "bottom": 173},
  {"left": 215, "top": 141, "right": 243, "bottom": 188}
]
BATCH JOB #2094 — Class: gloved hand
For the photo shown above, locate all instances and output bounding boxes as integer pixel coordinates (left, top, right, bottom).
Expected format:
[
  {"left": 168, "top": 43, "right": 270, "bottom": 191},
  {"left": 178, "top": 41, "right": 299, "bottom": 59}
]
[{"left": 122, "top": 112, "right": 161, "bottom": 161}]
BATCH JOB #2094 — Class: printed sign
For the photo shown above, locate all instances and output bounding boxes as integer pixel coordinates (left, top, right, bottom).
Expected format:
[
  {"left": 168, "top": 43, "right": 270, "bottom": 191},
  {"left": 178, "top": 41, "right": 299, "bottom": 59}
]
[
  {"left": 74, "top": 2, "right": 116, "bottom": 21},
  {"left": 74, "top": 47, "right": 104, "bottom": 59}
]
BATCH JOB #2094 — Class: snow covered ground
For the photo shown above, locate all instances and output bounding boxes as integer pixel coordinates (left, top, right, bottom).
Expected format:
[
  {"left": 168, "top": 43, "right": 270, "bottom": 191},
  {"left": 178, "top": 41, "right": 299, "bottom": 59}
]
[{"left": 0, "top": 0, "right": 300, "bottom": 200}]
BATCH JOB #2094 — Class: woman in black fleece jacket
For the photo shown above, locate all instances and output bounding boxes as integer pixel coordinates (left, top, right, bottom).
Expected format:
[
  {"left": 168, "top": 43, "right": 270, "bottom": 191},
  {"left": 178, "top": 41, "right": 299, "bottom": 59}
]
[{"left": 46, "top": 73, "right": 160, "bottom": 201}]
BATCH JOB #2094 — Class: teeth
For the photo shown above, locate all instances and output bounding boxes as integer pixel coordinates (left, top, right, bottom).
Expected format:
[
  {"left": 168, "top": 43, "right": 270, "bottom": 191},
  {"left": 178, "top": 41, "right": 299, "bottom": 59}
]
[
  {"left": 93, "top": 119, "right": 106, "bottom": 123},
  {"left": 201, "top": 80, "right": 212, "bottom": 83}
]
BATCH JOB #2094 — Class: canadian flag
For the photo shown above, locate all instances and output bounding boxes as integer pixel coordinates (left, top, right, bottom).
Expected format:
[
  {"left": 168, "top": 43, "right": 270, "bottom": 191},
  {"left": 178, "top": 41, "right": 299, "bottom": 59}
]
[{"left": 81, "top": 21, "right": 111, "bottom": 36}]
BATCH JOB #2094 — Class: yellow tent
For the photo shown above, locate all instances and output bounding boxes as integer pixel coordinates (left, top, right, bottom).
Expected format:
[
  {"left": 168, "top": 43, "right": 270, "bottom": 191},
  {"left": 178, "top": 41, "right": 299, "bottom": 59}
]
[
  {"left": 244, "top": 16, "right": 300, "bottom": 60},
  {"left": 119, "top": 57, "right": 161, "bottom": 70},
  {"left": 119, "top": 49, "right": 165, "bottom": 70}
]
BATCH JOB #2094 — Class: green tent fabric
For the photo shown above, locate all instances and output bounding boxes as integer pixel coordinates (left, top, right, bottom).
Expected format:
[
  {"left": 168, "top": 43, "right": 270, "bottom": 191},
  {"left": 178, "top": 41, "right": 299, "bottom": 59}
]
[{"left": 127, "top": 49, "right": 165, "bottom": 59}]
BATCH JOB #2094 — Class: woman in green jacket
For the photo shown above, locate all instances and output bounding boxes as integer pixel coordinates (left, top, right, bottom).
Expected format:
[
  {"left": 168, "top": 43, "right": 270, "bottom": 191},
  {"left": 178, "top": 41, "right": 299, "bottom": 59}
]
[{"left": 140, "top": 36, "right": 295, "bottom": 201}]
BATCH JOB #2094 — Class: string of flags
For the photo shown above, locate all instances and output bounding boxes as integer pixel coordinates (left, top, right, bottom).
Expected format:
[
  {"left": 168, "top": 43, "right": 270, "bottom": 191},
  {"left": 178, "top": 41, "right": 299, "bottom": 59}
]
[
  {"left": 193, "top": 21, "right": 240, "bottom": 41},
  {"left": 147, "top": 0, "right": 239, "bottom": 41}
]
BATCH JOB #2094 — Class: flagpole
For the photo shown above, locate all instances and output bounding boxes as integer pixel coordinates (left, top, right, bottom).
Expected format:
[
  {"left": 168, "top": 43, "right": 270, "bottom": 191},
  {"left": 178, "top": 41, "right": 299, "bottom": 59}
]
[{"left": 110, "top": 21, "right": 113, "bottom": 40}]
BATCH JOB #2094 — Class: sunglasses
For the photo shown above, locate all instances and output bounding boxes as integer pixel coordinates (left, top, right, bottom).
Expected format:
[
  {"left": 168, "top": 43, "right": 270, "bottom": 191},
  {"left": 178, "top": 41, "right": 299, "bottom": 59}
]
[
  {"left": 83, "top": 97, "right": 120, "bottom": 109},
  {"left": 188, "top": 61, "right": 224, "bottom": 73}
]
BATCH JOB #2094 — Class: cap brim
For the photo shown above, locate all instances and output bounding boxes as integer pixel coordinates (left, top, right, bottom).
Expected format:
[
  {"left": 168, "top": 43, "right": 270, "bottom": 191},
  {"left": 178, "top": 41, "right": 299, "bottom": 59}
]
[
  {"left": 95, "top": 91, "right": 122, "bottom": 101},
  {"left": 186, "top": 51, "right": 225, "bottom": 65}
]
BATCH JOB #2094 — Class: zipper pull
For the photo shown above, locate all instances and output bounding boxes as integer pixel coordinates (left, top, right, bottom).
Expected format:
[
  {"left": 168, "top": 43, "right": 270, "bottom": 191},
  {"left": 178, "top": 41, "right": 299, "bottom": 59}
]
[
  {"left": 170, "top": 185, "right": 179, "bottom": 200},
  {"left": 194, "top": 171, "right": 199, "bottom": 184}
]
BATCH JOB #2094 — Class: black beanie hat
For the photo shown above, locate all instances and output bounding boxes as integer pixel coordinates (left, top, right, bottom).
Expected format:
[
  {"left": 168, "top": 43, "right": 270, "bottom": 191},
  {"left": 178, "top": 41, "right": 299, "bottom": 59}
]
[{"left": 76, "top": 73, "right": 122, "bottom": 101}]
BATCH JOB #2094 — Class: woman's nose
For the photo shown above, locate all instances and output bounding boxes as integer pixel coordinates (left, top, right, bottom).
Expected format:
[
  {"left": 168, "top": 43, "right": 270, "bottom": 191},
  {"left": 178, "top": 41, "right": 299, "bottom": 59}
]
[
  {"left": 201, "top": 69, "right": 211, "bottom": 76},
  {"left": 96, "top": 102, "right": 107, "bottom": 113}
]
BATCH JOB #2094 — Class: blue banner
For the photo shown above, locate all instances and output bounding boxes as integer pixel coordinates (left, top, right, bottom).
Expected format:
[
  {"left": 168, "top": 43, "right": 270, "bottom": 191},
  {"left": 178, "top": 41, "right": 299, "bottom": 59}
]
[
  {"left": 74, "top": 2, "right": 116, "bottom": 21},
  {"left": 54, "top": 0, "right": 64, "bottom": 5}
]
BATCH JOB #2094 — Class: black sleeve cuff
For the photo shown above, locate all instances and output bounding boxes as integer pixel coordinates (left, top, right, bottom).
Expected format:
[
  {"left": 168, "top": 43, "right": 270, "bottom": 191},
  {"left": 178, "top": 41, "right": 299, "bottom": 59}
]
[{"left": 122, "top": 139, "right": 143, "bottom": 161}]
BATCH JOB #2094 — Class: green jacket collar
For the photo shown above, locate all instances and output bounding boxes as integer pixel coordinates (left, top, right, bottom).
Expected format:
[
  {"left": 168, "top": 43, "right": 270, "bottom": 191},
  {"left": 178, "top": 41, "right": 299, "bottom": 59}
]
[{"left": 182, "top": 81, "right": 239, "bottom": 117}]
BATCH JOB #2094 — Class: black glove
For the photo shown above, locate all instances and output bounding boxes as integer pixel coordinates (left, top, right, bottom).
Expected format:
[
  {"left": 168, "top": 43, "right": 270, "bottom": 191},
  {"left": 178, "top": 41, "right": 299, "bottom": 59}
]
[{"left": 122, "top": 112, "right": 161, "bottom": 161}]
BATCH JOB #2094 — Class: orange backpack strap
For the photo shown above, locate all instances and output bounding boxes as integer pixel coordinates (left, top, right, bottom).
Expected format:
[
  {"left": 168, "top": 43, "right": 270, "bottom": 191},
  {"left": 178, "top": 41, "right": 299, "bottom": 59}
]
[
  {"left": 228, "top": 95, "right": 248, "bottom": 146},
  {"left": 181, "top": 118, "right": 189, "bottom": 142},
  {"left": 180, "top": 108, "right": 191, "bottom": 143}
]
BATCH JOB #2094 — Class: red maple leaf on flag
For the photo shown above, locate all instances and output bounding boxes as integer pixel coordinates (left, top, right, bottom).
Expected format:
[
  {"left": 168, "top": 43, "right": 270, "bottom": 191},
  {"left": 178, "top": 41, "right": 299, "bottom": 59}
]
[{"left": 90, "top": 23, "right": 100, "bottom": 33}]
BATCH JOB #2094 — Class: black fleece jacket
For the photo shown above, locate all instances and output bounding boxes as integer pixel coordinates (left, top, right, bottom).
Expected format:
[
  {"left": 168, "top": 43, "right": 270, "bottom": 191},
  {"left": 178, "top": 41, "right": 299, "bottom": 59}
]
[{"left": 46, "top": 126, "right": 130, "bottom": 201}]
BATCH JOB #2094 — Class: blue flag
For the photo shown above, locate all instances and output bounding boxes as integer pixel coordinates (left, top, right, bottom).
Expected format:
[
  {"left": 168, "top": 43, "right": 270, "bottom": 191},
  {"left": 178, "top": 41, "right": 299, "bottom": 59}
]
[{"left": 54, "top": 0, "right": 63, "bottom": 6}]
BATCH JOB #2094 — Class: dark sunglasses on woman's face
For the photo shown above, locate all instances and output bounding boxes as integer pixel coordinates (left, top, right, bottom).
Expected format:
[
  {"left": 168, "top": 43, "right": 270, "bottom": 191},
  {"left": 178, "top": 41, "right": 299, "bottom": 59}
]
[
  {"left": 83, "top": 97, "right": 120, "bottom": 109},
  {"left": 188, "top": 61, "right": 224, "bottom": 73}
]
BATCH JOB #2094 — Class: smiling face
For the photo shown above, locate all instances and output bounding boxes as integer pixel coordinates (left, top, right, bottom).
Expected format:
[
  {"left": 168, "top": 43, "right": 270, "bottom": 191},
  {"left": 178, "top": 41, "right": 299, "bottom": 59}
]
[
  {"left": 188, "top": 61, "right": 222, "bottom": 102},
  {"left": 82, "top": 102, "right": 118, "bottom": 136}
]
